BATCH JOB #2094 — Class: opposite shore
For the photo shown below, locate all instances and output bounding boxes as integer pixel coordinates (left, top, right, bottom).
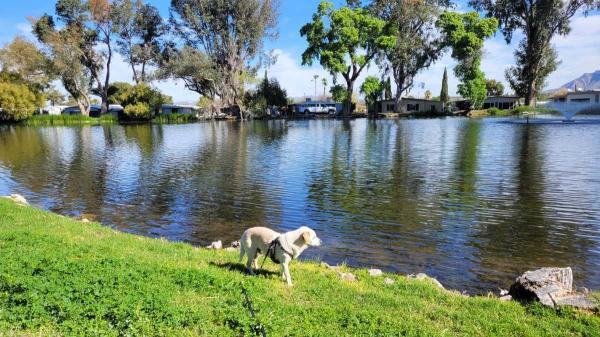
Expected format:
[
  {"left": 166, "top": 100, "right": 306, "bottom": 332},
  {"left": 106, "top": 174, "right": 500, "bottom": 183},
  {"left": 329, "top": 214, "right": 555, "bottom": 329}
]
[{"left": 0, "top": 197, "right": 598, "bottom": 336}]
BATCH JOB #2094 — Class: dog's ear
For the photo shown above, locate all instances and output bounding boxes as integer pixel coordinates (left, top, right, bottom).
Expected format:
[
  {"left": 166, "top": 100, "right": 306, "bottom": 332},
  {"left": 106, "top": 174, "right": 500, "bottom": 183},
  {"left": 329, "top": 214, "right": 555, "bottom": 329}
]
[{"left": 302, "top": 230, "right": 311, "bottom": 243}]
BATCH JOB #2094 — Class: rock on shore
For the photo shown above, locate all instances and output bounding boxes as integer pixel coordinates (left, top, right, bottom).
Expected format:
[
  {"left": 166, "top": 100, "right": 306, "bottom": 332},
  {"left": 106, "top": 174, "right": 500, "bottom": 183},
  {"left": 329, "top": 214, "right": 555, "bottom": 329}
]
[{"left": 509, "top": 267, "right": 597, "bottom": 310}]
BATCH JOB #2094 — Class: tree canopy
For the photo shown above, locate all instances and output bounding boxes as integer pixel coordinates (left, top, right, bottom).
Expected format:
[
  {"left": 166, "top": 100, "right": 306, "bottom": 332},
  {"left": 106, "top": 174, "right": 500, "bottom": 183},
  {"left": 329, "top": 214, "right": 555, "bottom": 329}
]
[
  {"left": 470, "top": 0, "right": 597, "bottom": 106},
  {"left": 369, "top": 0, "right": 450, "bottom": 112},
  {"left": 437, "top": 11, "right": 498, "bottom": 109},
  {"left": 300, "top": 1, "right": 394, "bottom": 116},
  {"left": 169, "top": 0, "right": 279, "bottom": 120},
  {"left": 360, "top": 75, "right": 383, "bottom": 115}
]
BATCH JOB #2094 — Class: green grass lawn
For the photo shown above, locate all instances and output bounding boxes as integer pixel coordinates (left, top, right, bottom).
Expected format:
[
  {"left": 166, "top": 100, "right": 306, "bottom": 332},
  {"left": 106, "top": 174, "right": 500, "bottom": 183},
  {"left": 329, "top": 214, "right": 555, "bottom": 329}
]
[{"left": 0, "top": 198, "right": 598, "bottom": 336}]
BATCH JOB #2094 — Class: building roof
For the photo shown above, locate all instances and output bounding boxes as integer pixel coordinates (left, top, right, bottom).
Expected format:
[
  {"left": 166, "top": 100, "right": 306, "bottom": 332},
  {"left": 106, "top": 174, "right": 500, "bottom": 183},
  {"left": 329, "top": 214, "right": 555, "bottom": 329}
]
[
  {"left": 379, "top": 98, "right": 442, "bottom": 103},
  {"left": 161, "top": 104, "right": 199, "bottom": 109},
  {"left": 567, "top": 90, "right": 600, "bottom": 95}
]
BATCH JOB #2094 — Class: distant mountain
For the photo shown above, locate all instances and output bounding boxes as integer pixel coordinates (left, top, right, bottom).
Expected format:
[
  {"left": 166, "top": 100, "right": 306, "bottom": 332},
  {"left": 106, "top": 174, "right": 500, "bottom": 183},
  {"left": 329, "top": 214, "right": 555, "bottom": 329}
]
[{"left": 554, "top": 70, "right": 600, "bottom": 91}]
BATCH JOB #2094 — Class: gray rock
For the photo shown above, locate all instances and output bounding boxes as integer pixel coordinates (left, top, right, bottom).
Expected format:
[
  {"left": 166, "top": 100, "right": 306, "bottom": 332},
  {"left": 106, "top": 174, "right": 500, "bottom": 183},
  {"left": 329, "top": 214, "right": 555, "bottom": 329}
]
[
  {"left": 383, "top": 277, "right": 395, "bottom": 285},
  {"left": 408, "top": 273, "right": 445, "bottom": 290},
  {"left": 368, "top": 269, "right": 383, "bottom": 277},
  {"left": 224, "top": 247, "right": 237, "bottom": 252},
  {"left": 509, "top": 267, "right": 597, "bottom": 310},
  {"left": 499, "top": 295, "right": 513, "bottom": 301},
  {"left": 206, "top": 240, "right": 222, "bottom": 249},
  {"left": 230, "top": 241, "right": 240, "bottom": 248},
  {"left": 499, "top": 288, "right": 509, "bottom": 296},
  {"left": 6, "top": 194, "right": 28, "bottom": 205},
  {"left": 338, "top": 272, "right": 357, "bottom": 282}
]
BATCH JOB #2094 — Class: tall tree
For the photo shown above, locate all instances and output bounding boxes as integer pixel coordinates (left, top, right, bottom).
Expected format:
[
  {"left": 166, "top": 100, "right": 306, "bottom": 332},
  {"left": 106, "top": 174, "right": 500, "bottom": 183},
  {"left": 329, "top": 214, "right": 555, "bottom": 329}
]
[
  {"left": 437, "top": 11, "right": 498, "bottom": 109},
  {"left": 33, "top": 14, "right": 93, "bottom": 116},
  {"left": 384, "top": 77, "right": 392, "bottom": 100},
  {"left": 36, "top": 0, "right": 118, "bottom": 115},
  {"left": 322, "top": 77, "right": 328, "bottom": 96},
  {"left": 300, "top": 1, "right": 394, "bottom": 117},
  {"left": 113, "top": 0, "right": 165, "bottom": 84},
  {"left": 169, "top": 0, "right": 279, "bottom": 120},
  {"left": 485, "top": 78, "right": 504, "bottom": 96},
  {"left": 470, "top": 0, "right": 597, "bottom": 106},
  {"left": 0, "top": 37, "right": 54, "bottom": 91},
  {"left": 370, "top": 0, "right": 450, "bottom": 112},
  {"left": 440, "top": 67, "right": 449, "bottom": 109}
]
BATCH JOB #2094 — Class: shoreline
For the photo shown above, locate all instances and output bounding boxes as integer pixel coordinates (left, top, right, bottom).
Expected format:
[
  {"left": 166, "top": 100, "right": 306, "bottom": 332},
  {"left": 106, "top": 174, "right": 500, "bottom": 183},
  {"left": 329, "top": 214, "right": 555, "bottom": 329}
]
[{"left": 0, "top": 197, "right": 598, "bottom": 335}]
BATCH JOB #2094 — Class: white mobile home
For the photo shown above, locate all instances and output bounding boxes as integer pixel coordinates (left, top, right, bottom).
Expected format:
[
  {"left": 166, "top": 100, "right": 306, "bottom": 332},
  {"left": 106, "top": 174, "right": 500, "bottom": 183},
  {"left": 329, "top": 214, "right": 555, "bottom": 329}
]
[{"left": 378, "top": 98, "right": 443, "bottom": 114}]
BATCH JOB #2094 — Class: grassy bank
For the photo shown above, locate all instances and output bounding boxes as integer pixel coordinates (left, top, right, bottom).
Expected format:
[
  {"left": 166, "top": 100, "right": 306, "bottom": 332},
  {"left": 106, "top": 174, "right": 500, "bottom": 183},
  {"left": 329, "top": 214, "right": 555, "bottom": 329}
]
[
  {"left": 0, "top": 199, "right": 598, "bottom": 336},
  {"left": 23, "top": 114, "right": 117, "bottom": 126}
]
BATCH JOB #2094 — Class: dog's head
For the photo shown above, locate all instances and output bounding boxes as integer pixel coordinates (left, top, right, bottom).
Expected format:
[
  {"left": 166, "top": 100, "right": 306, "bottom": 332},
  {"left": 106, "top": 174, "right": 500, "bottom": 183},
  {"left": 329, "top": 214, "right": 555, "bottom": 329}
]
[{"left": 300, "top": 226, "right": 321, "bottom": 247}]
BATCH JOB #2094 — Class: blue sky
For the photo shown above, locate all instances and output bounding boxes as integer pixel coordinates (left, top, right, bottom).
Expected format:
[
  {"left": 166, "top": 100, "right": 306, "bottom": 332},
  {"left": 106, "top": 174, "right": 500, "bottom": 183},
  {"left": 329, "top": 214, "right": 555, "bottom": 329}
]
[{"left": 1, "top": 1, "right": 599, "bottom": 103}]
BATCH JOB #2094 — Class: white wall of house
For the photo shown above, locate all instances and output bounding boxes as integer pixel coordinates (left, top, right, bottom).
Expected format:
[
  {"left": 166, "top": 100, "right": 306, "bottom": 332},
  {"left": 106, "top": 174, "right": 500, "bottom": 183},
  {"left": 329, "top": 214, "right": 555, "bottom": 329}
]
[
  {"left": 483, "top": 96, "right": 521, "bottom": 110},
  {"left": 566, "top": 91, "right": 600, "bottom": 104}
]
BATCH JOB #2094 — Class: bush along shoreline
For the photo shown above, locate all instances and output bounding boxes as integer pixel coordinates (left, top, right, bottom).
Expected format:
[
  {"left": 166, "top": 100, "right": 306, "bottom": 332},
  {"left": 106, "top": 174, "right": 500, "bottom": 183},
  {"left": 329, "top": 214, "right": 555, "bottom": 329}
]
[{"left": 0, "top": 196, "right": 598, "bottom": 336}]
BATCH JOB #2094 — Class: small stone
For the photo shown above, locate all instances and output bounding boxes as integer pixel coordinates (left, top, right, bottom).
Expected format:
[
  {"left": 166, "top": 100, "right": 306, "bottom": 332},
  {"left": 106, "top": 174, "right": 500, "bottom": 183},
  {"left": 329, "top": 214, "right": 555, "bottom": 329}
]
[
  {"left": 408, "top": 273, "right": 444, "bottom": 289},
  {"left": 230, "top": 241, "right": 240, "bottom": 248},
  {"left": 338, "top": 272, "right": 357, "bottom": 282},
  {"left": 383, "top": 277, "right": 395, "bottom": 285},
  {"left": 206, "top": 240, "right": 222, "bottom": 249},
  {"left": 8, "top": 194, "right": 28, "bottom": 205},
  {"left": 499, "top": 288, "right": 509, "bottom": 296},
  {"left": 499, "top": 295, "right": 513, "bottom": 302},
  {"left": 320, "top": 262, "right": 331, "bottom": 268},
  {"left": 224, "top": 247, "right": 237, "bottom": 252},
  {"left": 368, "top": 269, "right": 383, "bottom": 277},
  {"left": 81, "top": 218, "right": 90, "bottom": 223}
]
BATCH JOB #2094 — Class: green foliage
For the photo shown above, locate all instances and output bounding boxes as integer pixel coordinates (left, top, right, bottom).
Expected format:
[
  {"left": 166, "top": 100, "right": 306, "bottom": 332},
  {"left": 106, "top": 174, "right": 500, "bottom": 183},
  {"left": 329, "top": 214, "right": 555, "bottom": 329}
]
[
  {"left": 113, "top": 0, "right": 165, "bottom": 84},
  {"left": 169, "top": 0, "right": 279, "bottom": 120},
  {"left": 470, "top": 0, "right": 596, "bottom": 105},
  {"left": 370, "top": 0, "right": 449, "bottom": 101},
  {"left": 511, "top": 105, "right": 559, "bottom": 115},
  {"left": 437, "top": 11, "right": 498, "bottom": 109},
  {"left": 360, "top": 76, "right": 383, "bottom": 113},
  {"left": 485, "top": 78, "right": 505, "bottom": 96},
  {"left": 152, "top": 113, "right": 196, "bottom": 124},
  {"left": 108, "top": 82, "right": 170, "bottom": 121},
  {"left": 300, "top": 1, "right": 394, "bottom": 116},
  {"left": 124, "top": 102, "right": 152, "bottom": 119},
  {"left": 383, "top": 77, "right": 392, "bottom": 100},
  {"left": 440, "top": 67, "right": 449, "bottom": 105},
  {"left": 330, "top": 84, "right": 349, "bottom": 103},
  {"left": 505, "top": 44, "right": 558, "bottom": 104},
  {"left": 1, "top": 199, "right": 599, "bottom": 336},
  {"left": 0, "top": 82, "right": 40, "bottom": 122},
  {"left": 23, "top": 114, "right": 116, "bottom": 126},
  {"left": 245, "top": 77, "right": 288, "bottom": 118}
]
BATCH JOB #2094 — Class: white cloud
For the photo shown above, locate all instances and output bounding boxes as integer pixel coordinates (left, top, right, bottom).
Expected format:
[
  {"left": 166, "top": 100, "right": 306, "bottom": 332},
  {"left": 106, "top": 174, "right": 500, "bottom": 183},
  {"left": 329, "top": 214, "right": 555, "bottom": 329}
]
[{"left": 549, "top": 14, "right": 600, "bottom": 88}]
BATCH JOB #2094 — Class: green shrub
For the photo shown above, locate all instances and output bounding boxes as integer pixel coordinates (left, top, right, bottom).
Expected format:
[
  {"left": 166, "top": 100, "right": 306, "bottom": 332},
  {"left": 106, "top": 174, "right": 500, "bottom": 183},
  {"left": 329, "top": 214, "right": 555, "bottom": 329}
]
[
  {"left": 511, "top": 105, "right": 558, "bottom": 115},
  {"left": 487, "top": 107, "right": 502, "bottom": 116},
  {"left": 152, "top": 113, "right": 196, "bottom": 124},
  {"left": 23, "top": 114, "right": 117, "bottom": 125},
  {"left": 109, "top": 83, "right": 172, "bottom": 121},
  {"left": 124, "top": 102, "right": 152, "bottom": 120},
  {"left": 0, "top": 82, "right": 39, "bottom": 121}
]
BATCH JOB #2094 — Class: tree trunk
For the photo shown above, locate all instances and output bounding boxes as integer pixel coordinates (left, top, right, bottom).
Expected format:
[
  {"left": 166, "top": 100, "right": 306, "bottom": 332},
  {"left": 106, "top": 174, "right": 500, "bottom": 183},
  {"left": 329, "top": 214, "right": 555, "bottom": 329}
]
[
  {"left": 394, "top": 82, "right": 405, "bottom": 113},
  {"left": 525, "top": 78, "right": 537, "bottom": 107},
  {"left": 343, "top": 80, "right": 354, "bottom": 118}
]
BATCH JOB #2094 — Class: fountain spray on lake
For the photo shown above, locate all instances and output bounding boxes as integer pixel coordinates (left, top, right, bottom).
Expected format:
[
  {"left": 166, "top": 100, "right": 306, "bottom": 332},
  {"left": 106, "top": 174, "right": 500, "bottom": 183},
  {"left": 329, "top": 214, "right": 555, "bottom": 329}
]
[{"left": 504, "top": 101, "right": 600, "bottom": 125}]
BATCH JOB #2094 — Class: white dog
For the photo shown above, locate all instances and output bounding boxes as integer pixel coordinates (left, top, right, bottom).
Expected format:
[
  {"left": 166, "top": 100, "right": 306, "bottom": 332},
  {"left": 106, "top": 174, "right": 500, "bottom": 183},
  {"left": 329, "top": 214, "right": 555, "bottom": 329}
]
[{"left": 239, "top": 226, "right": 321, "bottom": 286}]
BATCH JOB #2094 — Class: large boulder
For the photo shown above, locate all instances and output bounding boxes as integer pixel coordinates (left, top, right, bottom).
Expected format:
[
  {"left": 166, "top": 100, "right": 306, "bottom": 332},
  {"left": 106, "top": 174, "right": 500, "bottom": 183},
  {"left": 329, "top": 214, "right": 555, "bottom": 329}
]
[{"left": 509, "top": 267, "right": 597, "bottom": 310}]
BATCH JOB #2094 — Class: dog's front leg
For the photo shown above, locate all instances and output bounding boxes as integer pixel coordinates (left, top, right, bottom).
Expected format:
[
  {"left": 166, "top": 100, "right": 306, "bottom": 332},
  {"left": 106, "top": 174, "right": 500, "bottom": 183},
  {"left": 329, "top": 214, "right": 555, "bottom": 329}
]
[
  {"left": 280, "top": 263, "right": 286, "bottom": 281},
  {"left": 283, "top": 262, "right": 292, "bottom": 286}
]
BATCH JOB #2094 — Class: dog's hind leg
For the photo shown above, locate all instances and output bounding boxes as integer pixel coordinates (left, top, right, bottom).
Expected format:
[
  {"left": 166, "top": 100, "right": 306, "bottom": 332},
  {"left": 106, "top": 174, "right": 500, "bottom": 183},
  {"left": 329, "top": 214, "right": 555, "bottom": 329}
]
[
  {"left": 238, "top": 244, "right": 245, "bottom": 263},
  {"left": 245, "top": 248, "right": 257, "bottom": 275}
]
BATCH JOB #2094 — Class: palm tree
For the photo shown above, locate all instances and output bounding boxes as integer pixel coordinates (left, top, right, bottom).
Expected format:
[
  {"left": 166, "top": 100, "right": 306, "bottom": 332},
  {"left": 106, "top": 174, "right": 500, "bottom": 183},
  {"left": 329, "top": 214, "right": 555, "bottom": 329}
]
[
  {"left": 322, "top": 78, "right": 328, "bottom": 97},
  {"left": 312, "top": 74, "right": 319, "bottom": 98}
]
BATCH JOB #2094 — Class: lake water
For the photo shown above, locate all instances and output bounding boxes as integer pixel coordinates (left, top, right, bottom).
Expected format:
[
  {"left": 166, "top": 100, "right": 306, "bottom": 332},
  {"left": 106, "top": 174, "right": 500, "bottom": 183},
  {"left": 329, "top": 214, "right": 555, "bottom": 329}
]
[{"left": 1, "top": 118, "right": 599, "bottom": 293}]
